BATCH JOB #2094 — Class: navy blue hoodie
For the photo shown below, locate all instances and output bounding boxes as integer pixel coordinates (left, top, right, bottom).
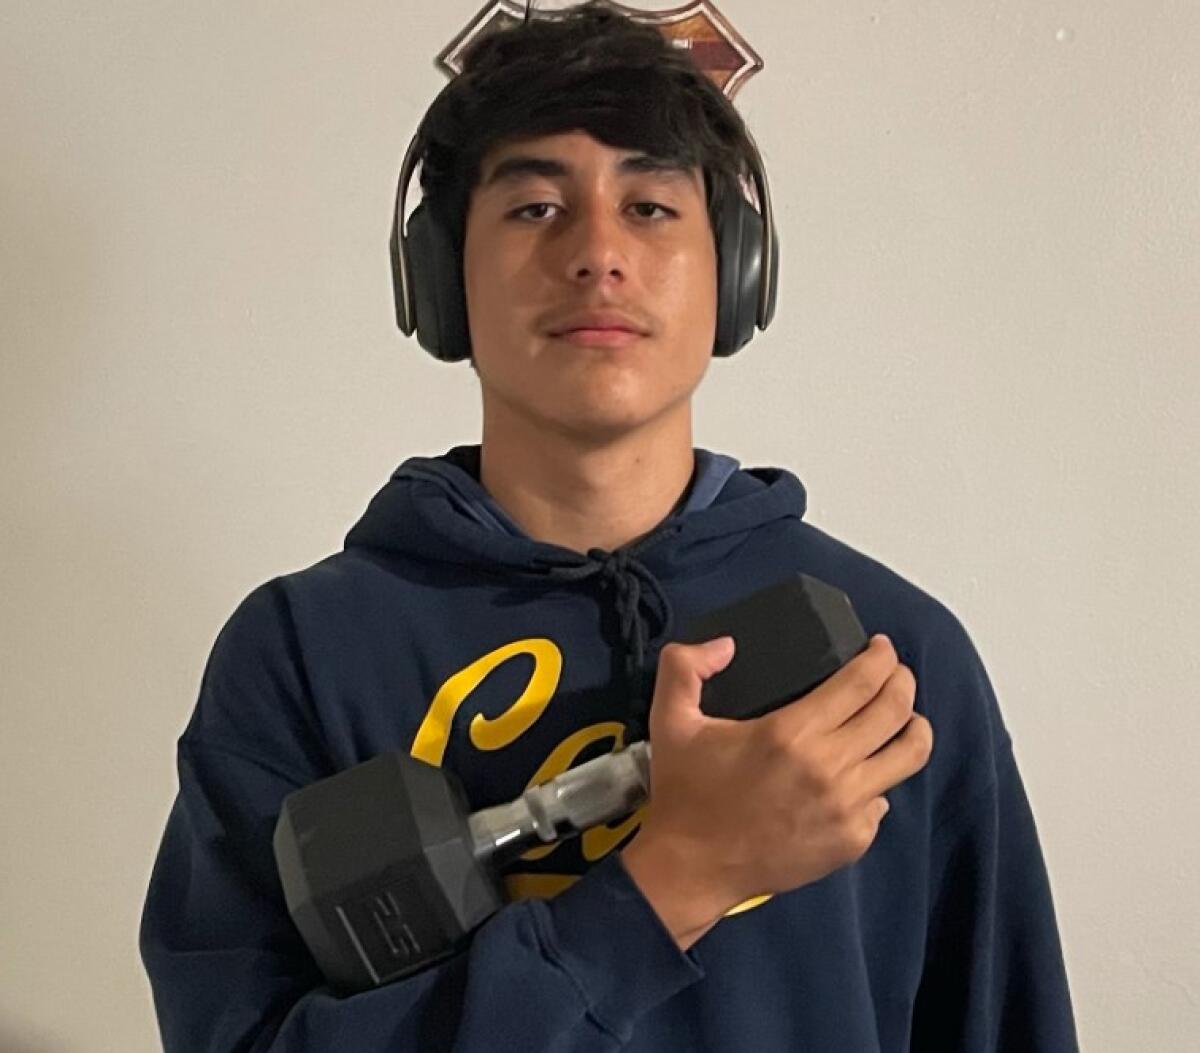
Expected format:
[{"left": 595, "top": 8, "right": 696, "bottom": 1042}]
[{"left": 139, "top": 444, "right": 1080, "bottom": 1052}]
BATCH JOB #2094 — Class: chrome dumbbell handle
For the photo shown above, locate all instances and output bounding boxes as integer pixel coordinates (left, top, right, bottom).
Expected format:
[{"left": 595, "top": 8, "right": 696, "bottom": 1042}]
[{"left": 467, "top": 740, "right": 653, "bottom": 861}]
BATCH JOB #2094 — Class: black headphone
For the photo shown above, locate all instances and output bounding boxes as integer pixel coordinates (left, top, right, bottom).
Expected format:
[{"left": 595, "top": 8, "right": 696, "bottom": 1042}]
[{"left": 389, "top": 127, "right": 779, "bottom": 362}]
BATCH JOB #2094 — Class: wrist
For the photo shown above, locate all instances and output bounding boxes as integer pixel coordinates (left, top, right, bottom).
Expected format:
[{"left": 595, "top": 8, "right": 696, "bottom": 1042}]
[{"left": 619, "top": 832, "right": 732, "bottom": 951}]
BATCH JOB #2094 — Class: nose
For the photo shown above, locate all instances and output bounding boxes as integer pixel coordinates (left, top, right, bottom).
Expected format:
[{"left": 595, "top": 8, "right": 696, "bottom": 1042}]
[{"left": 561, "top": 202, "right": 629, "bottom": 287}]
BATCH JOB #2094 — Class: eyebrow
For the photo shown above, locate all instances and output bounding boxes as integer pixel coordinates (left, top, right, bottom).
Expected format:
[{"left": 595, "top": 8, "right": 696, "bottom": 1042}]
[{"left": 481, "top": 153, "right": 697, "bottom": 190}]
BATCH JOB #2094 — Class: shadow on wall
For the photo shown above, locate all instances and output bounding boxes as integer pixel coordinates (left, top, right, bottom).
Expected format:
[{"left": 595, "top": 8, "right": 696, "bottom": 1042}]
[{"left": 0, "top": 1020, "right": 66, "bottom": 1053}]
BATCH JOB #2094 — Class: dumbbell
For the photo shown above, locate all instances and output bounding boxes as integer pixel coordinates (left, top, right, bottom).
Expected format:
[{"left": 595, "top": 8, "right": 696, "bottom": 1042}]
[{"left": 273, "top": 573, "right": 868, "bottom": 994}]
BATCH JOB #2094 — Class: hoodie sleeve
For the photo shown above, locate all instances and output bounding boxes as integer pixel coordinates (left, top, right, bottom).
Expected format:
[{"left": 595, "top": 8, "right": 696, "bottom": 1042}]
[
  {"left": 138, "top": 582, "right": 704, "bottom": 1053},
  {"left": 909, "top": 611, "right": 1080, "bottom": 1051}
]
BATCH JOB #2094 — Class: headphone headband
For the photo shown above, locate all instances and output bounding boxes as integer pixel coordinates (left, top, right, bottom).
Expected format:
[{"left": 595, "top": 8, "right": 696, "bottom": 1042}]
[
  {"left": 740, "top": 127, "right": 777, "bottom": 328},
  {"left": 392, "top": 132, "right": 425, "bottom": 337}
]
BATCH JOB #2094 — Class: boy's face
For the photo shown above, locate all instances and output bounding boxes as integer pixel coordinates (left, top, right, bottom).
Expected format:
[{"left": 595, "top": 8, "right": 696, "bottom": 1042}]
[{"left": 462, "top": 129, "right": 718, "bottom": 443}]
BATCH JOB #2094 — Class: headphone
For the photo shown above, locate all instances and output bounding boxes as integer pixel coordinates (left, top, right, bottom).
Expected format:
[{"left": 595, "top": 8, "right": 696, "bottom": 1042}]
[{"left": 389, "top": 125, "right": 779, "bottom": 361}]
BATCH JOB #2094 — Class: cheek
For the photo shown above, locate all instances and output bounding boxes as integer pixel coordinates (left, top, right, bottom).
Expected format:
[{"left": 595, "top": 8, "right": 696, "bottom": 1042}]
[
  {"left": 463, "top": 252, "right": 511, "bottom": 353},
  {"left": 464, "top": 240, "right": 532, "bottom": 341},
  {"left": 654, "top": 242, "right": 718, "bottom": 332},
  {"left": 462, "top": 216, "right": 504, "bottom": 338}
]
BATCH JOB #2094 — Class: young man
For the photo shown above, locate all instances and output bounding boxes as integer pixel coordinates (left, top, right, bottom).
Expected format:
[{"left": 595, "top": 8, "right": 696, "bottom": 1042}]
[{"left": 140, "top": 4, "right": 1079, "bottom": 1050}]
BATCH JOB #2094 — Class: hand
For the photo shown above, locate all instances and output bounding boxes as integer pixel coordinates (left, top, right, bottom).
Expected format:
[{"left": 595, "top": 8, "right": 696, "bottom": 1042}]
[{"left": 623, "top": 633, "right": 933, "bottom": 933}]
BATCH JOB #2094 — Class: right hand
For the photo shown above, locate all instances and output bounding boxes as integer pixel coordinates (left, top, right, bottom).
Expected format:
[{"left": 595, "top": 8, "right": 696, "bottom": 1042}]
[{"left": 624, "top": 633, "right": 933, "bottom": 919}]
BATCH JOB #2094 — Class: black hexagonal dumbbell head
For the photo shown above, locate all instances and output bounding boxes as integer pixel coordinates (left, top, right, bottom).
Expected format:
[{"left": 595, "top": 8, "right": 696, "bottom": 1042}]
[{"left": 273, "top": 750, "right": 505, "bottom": 993}]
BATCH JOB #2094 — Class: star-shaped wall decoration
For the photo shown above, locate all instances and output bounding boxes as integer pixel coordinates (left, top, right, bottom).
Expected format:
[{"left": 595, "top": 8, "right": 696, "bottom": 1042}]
[{"left": 437, "top": 0, "right": 763, "bottom": 100}]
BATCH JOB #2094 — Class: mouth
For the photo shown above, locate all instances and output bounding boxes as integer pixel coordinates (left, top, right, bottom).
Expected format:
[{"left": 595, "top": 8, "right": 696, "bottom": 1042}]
[
  {"left": 546, "top": 308, "right": 650, "bottom": 344},
  {"left": 550, "top": 328, "right": 646, "bottom": 348}
]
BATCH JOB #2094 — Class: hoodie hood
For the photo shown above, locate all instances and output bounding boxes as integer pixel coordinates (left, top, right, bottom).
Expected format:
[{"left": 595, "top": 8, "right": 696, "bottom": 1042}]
[
  {"left": 344, "top": 444, "right": 808, "bottom": 742},
  {"left": 344, "top": 443, "right": 807, "bottom": 579}
]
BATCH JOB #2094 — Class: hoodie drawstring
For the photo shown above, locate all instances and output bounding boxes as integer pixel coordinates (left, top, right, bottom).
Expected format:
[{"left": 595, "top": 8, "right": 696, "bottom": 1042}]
[{"left": 546, "top": 547, "right": 674, "bottom": 744}]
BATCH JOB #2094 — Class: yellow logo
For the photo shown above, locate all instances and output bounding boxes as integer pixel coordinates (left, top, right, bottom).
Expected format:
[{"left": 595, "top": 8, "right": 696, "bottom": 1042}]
[{"left": 412, "top": 637, "right": 771, "bottom": 918}]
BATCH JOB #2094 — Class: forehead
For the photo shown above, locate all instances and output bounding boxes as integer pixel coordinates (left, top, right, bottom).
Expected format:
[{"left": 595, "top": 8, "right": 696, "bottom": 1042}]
[{"left": 477, "top": 131, "right": 703, "bottom": 192}]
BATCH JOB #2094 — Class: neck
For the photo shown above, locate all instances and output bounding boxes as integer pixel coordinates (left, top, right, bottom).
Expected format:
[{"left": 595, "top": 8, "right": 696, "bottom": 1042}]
[{"left": 478, "top": 408, "right": 696, "bottom": 556}]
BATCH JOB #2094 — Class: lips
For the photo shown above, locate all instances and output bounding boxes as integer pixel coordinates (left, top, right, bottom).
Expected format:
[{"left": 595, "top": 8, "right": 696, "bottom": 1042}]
[
  {"left": 547, "top": 310, "right": 649, "bottom": 337},
  {"left": 553, "top": 328, "right": 644, "bottom": 348}
]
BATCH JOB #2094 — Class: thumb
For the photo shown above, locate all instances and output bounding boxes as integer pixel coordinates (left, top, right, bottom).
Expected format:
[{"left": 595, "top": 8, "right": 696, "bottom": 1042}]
[
  {"left": 652, "top": 636, "right": 737, "bottom": 723},
  {"left": 697, "top": 634, "right": 737, "bottom": 677}
]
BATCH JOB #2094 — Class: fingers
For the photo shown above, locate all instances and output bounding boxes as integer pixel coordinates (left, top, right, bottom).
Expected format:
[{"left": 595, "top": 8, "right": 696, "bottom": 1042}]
[
  {"left": 856, "top": 713, "right": 935, "bottom": 800},
  {"left": 830, "top": 660, "right": 917, "bottom": 766},
  {"left": 766, "top": 633, "right": 901, "bottom": 738}
]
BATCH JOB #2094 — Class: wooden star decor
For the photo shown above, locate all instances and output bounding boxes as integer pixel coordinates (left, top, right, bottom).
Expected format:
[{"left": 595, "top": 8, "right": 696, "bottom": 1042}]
[{"left": 436, "top": 0, "right": 763, "bottom": 100}]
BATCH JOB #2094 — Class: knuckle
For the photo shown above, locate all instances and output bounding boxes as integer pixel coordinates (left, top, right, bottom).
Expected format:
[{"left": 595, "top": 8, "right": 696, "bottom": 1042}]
[
  {"left": 917, "top": 715, "right": 935, "bottom": 757},
  {"left": 827, "top": 787, "right": 856, "bottom": 826},
  {"left": 886, "top": 685, "right": 914, "bottom": 725},
  {"left": 851, "top": 661, "right": 879, "bottom": 698},
  {"left": 877, "top": 635, "right": 899, "bottom": 671},
  {"left": 659, "top": 642, "right": 688, "bottom": 675},
  {"left": 894, "top": 662, "right": 917, "bottom": 700},
  {"left": 662, "top": 640, "right": 687, "bottom": 662},
  {"left": 808, "top": 751, "right": 840, "bottom": 794},
  {"left": 874, "top": 634, "right": 898, "bottom": 664},
  {"left": 782, "top": 705, "right": 822, "bottom": 745},
  {"left": 858, "top": 637, "right": 898, "bottom": 693},
  {"left": 803, "top": 762, "right": 833, "bottom": 801},
  {"left": 844, "top": 821, "right": 875, "bottom": 860},
  {"left": 908, "top": 715, "right": 934, "bottom": 761},
  {"left": 763, "top": 716, "right": 796, "bottom": 755}
]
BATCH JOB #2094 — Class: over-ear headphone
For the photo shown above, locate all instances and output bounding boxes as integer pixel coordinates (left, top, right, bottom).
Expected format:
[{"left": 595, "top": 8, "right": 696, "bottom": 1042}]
[{"left": 389, "top": 126, "right": 779, "bottom": 362}]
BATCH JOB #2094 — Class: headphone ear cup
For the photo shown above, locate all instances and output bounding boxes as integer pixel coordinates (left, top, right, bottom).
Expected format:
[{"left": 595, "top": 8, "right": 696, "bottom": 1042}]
[
  {"left": 761, "top": 214, "right": 779, "bottom": 330},
  {"left": 712, "top": 191, "right": 764, "bottom": 358},
  {"left": 406, "top": 202, "right": 472, "bottom": 362}
]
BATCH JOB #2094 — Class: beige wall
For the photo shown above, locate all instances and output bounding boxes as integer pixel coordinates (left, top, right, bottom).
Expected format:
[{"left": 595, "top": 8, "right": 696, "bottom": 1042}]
[{"left": 2, "top": 1, "right": 1197, "bottom": 1049}]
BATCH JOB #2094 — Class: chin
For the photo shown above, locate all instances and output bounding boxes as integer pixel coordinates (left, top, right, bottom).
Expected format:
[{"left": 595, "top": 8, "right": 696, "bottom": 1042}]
[
  {"left": 555, "top": 390, "right": 694, "bottom": 443},
  {"left": 547, "top": 407, "right": 655, "bottom": 443},
  {"left": 507, "top": 386, "right": 646, "bottom": 436}
]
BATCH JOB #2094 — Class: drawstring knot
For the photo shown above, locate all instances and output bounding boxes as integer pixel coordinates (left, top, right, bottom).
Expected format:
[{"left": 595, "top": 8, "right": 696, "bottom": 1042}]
[{"left": 548, "top": 547, "right": 674, "bottom": 743}]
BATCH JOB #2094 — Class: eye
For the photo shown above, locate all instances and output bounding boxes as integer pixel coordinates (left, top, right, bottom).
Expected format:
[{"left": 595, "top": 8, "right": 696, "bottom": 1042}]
[
  {"left": 629, "top": 202, "right": 678, "bottom": 220},
  {"left": 508, "top": 202, "right": 562, "bottom": 222}
]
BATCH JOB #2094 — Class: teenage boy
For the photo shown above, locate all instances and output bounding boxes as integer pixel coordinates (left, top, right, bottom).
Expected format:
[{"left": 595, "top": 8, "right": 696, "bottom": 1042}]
[{"left": 140, "top": 5, "right": 1079, "bottom": 1050}]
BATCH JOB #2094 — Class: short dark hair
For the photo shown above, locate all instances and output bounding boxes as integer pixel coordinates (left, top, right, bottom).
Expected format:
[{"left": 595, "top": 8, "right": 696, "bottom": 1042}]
[{"left": 412, "top": 0, "right": 760, "bottom": 252}]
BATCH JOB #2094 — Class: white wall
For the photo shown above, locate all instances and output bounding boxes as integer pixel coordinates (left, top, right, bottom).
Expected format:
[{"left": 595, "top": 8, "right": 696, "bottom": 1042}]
[{"left": 2, "top": 1, "right": 1197, "bottom": 1049}]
